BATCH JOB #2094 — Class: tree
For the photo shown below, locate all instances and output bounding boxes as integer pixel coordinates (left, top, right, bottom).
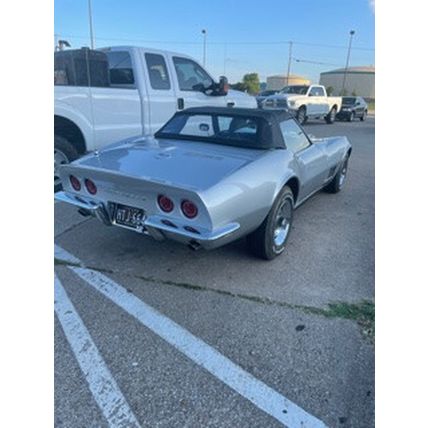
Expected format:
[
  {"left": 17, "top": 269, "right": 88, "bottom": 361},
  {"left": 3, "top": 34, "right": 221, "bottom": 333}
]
[
  {"left": 242, "top": 73, "right": 260, "bottom": 95},
  {"left": 351, "top": 89, "right": 357, "bottom": 96},
  {"left": 339, "top": 88, "right": 348, "bottom": 96},
  {"left": 231, "top": 73, "right": 260, "bottom": 94},
  {"left": 326, "top": 86, "right": 335, "bottom": 96}
]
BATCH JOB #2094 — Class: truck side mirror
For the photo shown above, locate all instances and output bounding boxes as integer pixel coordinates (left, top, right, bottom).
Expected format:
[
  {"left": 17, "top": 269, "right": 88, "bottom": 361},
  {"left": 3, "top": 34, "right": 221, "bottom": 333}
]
[{"left": 218, "top": 76, "right": 229, "bottom": 96}]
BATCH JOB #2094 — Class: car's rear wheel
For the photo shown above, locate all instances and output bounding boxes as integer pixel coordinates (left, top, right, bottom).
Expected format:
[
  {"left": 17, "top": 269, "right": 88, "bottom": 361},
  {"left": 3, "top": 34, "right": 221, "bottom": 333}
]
[
  {"left": 296, "top": 106, "right": 307, "bottom": 125},
  {"left": 360, "top": 110, "right": 367, "bottom": 121},
  {"left": 325, "top": 106, "right": 337, "bottom": 124},
  {"left": 54, "top": 135, "right": 78, "bottom": 192},
  {"left": 247, "top": 186, "right": 294, "bottom": 260},
  {"left": 348, "top": 111, "right": 355, "bottom": 122},
  {"left": 324, "top": 155, "right": 349, "bottom": 193}
]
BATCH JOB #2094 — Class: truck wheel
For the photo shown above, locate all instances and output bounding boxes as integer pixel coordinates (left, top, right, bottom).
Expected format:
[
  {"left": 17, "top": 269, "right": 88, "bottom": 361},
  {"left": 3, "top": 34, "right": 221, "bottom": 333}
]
[
  {"left": 296, "top": 106, "right": 307, "bottom": 125},
  {"left": 324, "top": 155, "right": 349, "bottom": 193},
  {"left": 54, "top": 135, "right": 78, "bottom": 192},
  {"left": 325, "top": 106, "right": 337, "bottom": 124},
  {"left": 247, "top": 186, "right": 294, "bottom": 260},
  {"left": 360, "top": 110, "right": 367, "bottom": 121},
  {"left": 348, "top": 111, "right": 355, "bottom": 122}
]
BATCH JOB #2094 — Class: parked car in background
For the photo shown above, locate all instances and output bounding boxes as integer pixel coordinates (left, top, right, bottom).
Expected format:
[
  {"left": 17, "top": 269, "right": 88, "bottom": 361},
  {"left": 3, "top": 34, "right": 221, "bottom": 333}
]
[
  {"left": 256, "top": 89, "right": 279, "bottom": 107},
  {"left": 55, "top": 107, "right": 351, "bottom": 260},
  {"left": 261, "top": 84, "right": 342, "bottom": 125},
  {"left": 54, "top": 46, "right": 257, "bottom": 191},
  {"left": 336, "top": 96, "right": 368, "bottom": 121}
]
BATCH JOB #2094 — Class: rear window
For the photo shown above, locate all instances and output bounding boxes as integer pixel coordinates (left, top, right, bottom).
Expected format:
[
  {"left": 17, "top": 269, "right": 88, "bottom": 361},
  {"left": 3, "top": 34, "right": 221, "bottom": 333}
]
[
  {"left": 156, "top": 113, "right": 260, "bottom": 148},
  {"left": 105, "top": 51, "right": 135, "bottom": 85}
]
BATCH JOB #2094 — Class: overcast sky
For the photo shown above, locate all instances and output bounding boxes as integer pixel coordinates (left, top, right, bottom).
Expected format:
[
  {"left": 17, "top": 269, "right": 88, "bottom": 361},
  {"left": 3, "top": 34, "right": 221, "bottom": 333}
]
[{"left": 55, "top": 0, "right": 375, "bottom": 83}]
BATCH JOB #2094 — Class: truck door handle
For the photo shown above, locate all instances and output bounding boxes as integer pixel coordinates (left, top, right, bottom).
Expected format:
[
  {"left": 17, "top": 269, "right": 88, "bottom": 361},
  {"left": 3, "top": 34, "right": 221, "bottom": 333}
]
[
  {"left": 227, "top": 101, "right": 235, "bottom": 107},
  {"left": 177, "top": 98, "right": 184, "bottom": 110}
]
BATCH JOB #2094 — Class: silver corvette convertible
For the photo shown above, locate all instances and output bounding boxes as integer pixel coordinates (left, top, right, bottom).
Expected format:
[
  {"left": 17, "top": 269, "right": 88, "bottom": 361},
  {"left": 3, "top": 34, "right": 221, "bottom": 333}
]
[{"left": 55, "top": 107, "right": 351, "bottom": 259}]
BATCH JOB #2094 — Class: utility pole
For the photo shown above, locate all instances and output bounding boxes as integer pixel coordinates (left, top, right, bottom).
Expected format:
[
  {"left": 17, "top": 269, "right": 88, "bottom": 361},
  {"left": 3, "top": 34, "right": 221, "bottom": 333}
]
[
  {"left": 286, "top": 41, "right": 293, "bottom": 86},
  {"left": 223, "top": 42, "right": 227, "bottom": 75},
  {"left": 88, "top": 0, "right": 95, "bottom": 49},
  {"left": 341, "top": 30, "right": 355, "bottom": 95},
  {"left": 201, "top": 29, "right": 207, "bottom": 67}
]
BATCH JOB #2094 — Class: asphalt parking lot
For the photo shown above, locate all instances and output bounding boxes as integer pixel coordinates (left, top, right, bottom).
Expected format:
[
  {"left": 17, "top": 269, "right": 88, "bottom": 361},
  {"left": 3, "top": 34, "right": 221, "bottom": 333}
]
[{"left": 54, "top": 117, "right": 375, "bottom": 428}]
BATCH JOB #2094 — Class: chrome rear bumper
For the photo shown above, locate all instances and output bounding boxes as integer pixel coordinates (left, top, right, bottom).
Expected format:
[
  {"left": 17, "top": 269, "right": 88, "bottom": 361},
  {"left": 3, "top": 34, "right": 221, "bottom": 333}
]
[{"left": 55, "top": 191, "right": 240, "bottom": 250}]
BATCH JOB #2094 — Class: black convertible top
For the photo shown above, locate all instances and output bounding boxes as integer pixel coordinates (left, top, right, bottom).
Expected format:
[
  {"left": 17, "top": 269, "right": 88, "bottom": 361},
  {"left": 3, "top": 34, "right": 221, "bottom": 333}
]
[{"left": 155, "top": 107, "right": 294, "bottom": 150}]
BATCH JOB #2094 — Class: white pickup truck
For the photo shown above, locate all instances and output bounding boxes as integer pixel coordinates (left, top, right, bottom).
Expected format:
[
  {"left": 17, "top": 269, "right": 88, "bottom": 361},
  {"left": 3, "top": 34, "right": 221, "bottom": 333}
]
[
  {"left": 54, "top": 46, "right": 256, "bottom": 190},
  {"left": 261, "top": 84, "right": 342, "bottom": 125}
]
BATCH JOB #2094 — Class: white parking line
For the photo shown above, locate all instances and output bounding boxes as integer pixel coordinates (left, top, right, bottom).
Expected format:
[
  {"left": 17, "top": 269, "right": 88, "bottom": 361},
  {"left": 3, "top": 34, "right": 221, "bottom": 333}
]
[
  {"left": 54, "top": 246, "right": 327, "bottom": 428},
  {"left": 54, "top": 274, "right": 141, "bottom": 428}
]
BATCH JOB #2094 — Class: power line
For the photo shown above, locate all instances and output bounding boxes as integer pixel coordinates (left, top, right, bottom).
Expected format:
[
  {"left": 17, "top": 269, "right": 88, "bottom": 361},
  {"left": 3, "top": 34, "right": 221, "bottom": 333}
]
[{"left": 58, "top": 34, "right": 374, "bottom": 51}]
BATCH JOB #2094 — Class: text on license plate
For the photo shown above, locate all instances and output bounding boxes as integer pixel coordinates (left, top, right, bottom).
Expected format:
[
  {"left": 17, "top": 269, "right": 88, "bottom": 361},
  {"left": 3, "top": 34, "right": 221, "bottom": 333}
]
[{"left": 115, "top": 204, "right": 145, "bottom": 228}]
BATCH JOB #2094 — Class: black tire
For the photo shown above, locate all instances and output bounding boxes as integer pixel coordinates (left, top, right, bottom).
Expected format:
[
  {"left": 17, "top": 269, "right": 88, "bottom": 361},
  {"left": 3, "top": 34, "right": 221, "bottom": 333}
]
[
  {"left": 54, "top": 135, "right": 79, "bottom": 192},
  {"left": 247, "top": 186, "right": 294, "bottom": 260},
  {"left": 360, "top": 110, "right": 367, "bottom": 121},
  {"left": 348, "top": 111, "right": 355, "bottom": 122},
  {"left": 325, "top": 106, "right": 337, "bottom": 124},
  {"left": 324, "top": 155, "right": 349, "bottom": 193},
  {"left": 296, "top": 106, "right": 307, "bottom": 125}
]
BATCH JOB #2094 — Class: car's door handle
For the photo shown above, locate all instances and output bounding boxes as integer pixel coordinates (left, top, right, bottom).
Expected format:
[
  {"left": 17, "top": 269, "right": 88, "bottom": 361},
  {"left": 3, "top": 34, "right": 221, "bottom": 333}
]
[
  {"left": 177, "top": 98, "right": 184, "bottom": 110},
  {"left": 227, "top": 101, "right": 235, "bottom": 107}
]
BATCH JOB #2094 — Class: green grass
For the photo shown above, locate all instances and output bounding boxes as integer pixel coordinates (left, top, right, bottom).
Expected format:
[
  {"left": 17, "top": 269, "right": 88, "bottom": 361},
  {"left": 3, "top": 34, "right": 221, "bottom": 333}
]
[
  {"left": 55, "top": 257, "right": 374, "bottom": 341},
  {"left": 303, "top": 301, "right": 375, "bottom": 341},
  {"left": 368, "top": 101, "right": 375, "bottom": 112}
]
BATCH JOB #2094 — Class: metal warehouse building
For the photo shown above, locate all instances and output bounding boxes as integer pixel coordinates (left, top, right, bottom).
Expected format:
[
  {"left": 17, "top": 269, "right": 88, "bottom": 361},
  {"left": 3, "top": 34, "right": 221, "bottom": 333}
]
[
  {"left": 266, "top": 74, "right": 310, "bottom": 90},
  {"left": 319, "top": 66, "right": 375, "bottom": 100}
]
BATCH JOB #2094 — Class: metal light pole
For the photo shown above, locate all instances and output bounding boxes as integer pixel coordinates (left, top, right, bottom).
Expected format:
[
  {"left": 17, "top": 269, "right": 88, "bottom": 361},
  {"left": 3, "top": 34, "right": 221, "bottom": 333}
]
[
  {"left": 88, "top": 0, "right": 95, "bottom": 49},
  {"left": 341, "top": 30, "right": 355, "bottom": 95},
  {"left": 286, "top": 41, "right": 293, "bottom": 86},
  {"left": 202, "top": 29, "right": 207, "bottom": 67}
]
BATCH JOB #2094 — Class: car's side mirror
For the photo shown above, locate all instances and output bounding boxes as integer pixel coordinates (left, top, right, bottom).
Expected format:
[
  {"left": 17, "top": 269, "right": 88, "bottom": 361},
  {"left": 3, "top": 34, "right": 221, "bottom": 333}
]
[{"left": 217, "top": 76, "right": 229, "bottom": 96}]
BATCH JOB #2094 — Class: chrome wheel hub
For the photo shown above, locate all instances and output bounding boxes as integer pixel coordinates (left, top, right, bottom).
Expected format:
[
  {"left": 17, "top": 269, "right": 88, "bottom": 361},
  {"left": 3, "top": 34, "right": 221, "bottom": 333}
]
[
  {"left": 339, "top": 163, "right": 347, "bottom": 187},
  {"left": 54, "top": 149, "right": 69, "bottom": 187},
  {"left": 273, "top": 199, "right": 292, "bottom": 248}
]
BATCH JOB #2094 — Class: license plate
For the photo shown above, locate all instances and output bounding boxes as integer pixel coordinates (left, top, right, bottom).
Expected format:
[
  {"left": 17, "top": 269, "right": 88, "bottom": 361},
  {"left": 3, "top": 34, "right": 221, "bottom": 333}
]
[{"left": 114, "top": 204, "right": 145, "bottom": 229}]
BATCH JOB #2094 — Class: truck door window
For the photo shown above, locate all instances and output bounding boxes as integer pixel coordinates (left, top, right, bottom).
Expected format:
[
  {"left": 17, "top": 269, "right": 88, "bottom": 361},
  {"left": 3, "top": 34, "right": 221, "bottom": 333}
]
[
  {"left": 105, "top": 51, "right": 135, "bottom": 86},
  {"left": 145, "top": 53, "right": 171, "bottom": 90},
  {"left": 280, "top": 119, "right": 311, "bottom": 153},
  {"left": 172, "top": 56, "right": 213, "bottom": 91}
]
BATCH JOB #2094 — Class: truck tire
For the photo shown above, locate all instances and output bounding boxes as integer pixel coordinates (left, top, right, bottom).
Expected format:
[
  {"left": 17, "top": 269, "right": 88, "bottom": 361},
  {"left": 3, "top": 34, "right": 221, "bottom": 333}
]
[
  {"left": 247, "top": 186, "right": 294, "bottom": 260},
  {"left": 296, "top": 106, "right": 307, "bottom": 125},
  {"left": 360, "top": 110, "right": 367, "bottom": 121},
  {"left": 324, "top": 155, "right": 349, "bottom": 193},
  {"left": 325, "top": 106, "right": 337, "bottom": 124},
  {"left": 54, "top": 135, "right": 78, "bottom": 192}
]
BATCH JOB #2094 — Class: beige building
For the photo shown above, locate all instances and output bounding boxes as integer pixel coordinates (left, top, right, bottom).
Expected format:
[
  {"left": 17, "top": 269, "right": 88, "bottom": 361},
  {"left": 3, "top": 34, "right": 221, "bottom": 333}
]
[
  {"left": 319, "top": 66, "right": 375, "bottom": 99},
  {"left": 266, "top": 74, "right": 310, "bottom": 91}
]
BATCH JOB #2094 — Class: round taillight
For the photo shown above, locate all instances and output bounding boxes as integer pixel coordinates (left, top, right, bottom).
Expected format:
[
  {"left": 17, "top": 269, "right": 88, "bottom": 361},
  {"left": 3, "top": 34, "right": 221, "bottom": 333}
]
[
  {"left": 69, "top": 175, "right": 81, "bottom": 191},
  {"left": 181, "top": 200, "right": 198, "bottom": 219},
  {"left": 158, "top": 195, "right": 174, "bottom": 213},
  {"left": 85, "top": 178, "right": 97, "bottom": 195}
]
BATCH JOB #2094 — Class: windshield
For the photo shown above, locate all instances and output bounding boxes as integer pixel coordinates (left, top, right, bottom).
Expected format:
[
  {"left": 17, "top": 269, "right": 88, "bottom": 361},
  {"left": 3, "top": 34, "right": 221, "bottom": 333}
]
[
  {"left": 342, "top": 97, "right": 357, "bottom": 105},
  {"left": 155, "top": 113, "right": 263, "bottom": 149},
  {"left": 280, "top": 85, "right": 309, "bottom": 95},
  {"left": 258, "top": 90, "right": 276, "bottom": 97}
]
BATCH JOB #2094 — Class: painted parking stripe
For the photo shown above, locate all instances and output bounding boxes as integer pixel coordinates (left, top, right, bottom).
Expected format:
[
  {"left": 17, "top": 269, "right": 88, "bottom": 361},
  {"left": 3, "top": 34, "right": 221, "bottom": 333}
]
[
  {"left": 54, "top": 274, "right": 141, "bottom": 428},
  {"left": 56, "top": 251, "right": 327, "bottom": 427}
]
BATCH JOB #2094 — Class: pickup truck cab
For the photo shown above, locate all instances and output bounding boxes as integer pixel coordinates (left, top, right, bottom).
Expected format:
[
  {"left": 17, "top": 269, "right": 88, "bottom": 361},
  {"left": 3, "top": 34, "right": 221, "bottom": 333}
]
[
  {"left": 54, "top": 46, "right": 256, "bottom": 190},
  {"left": 261, "top": 84, "right": 342, "bottom": 125}
]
